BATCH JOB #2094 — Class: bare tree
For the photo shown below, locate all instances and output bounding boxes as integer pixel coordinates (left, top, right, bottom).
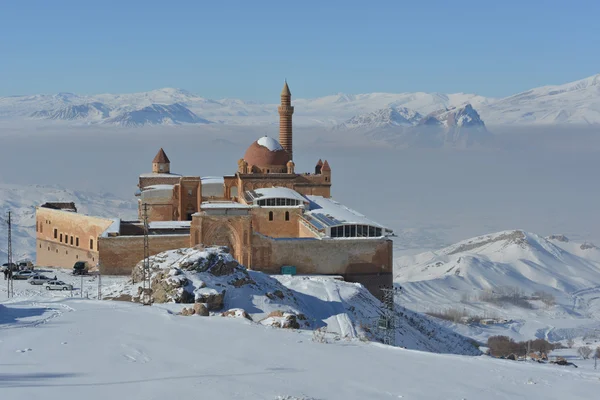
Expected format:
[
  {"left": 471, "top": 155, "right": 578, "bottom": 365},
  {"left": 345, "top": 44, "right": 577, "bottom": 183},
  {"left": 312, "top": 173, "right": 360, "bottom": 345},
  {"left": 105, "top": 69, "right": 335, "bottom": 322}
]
[
  {"left": 595, "top": 346, "right": 600, "bottom": 359},
  {"left": 578, "top": 346, "right": 593, "bottom": 359}
]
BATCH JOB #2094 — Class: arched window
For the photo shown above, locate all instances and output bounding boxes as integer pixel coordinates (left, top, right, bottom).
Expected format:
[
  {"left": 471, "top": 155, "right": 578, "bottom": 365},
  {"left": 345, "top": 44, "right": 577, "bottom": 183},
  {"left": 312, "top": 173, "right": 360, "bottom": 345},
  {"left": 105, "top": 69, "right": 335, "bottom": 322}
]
[
  {"left": 285, "top": 211, "right": 290, "bottom": 221},
  {"left": 269, "top": 211, "right": 273, "bottom": 221}
]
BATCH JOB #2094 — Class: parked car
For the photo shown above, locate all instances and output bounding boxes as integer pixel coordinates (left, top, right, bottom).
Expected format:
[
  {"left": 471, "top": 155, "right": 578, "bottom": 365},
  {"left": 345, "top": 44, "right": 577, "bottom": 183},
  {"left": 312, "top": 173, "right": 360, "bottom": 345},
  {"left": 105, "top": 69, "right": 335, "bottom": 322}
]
[
  {"left": 73, "top": 261, "right": 89, "bottom": 275},
  {"left": 44, "top": 280, "right": 73, "bottom": 291},
  {"left": 12, "top": 270, "right": 38, "bottom": 280},
  {"left": 27, "top": 275, "right": 53, "bottom": 285},
  {"left": 1, "top": 262, "right": 18, "bottom": 272},
  {"left": 17, "top": 260, "right": 34, "bottom": 270}
]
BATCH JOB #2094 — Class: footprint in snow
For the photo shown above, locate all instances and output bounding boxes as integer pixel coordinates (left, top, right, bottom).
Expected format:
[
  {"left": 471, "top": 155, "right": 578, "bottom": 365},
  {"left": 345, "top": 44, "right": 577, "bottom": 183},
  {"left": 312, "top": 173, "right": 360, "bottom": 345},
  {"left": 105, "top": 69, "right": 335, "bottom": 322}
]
[{"left": 16, "top": 348, "right": 33, "bottom": 353}]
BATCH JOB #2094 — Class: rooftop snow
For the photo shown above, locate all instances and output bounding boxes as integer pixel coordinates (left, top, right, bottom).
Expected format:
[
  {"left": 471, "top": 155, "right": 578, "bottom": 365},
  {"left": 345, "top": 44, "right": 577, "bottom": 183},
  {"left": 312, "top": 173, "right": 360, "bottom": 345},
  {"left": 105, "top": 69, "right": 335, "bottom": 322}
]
[
  {"left": 144, "top": 184, "right": 175, "bottom": 191},
  {"left": 257, "top": 136, "right": 283, "bottom": 151},
  {"left": 200, "top": 202, "right": 251, "bottom": 209},
  {"left": 305, "top": 195, "right": 391, "bottom": 231},
  {"left": 139, "top": 173, "right": 181, "bottom": 178},
  {"left": 245, "top": 187, "right": 307, "bottom": 204},
  {"left": 101, "top": 218, "right": 121, "bottom": 237},
  {"left": 148, "top": 221, "right": 191, "bottom": 229},
  {"left": 201, "top": 176, "right": 225, "bottom": 185}
]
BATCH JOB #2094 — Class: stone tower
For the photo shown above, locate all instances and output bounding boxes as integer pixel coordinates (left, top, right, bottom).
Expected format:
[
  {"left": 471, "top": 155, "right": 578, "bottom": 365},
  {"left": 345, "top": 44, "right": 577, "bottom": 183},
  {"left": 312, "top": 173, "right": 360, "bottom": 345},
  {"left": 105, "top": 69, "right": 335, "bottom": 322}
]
[
  {"left": 278, "top": 80, "right": 294, "bottom": 160},
  {"left": 152, "top": 148, "right": 171, "bottom": 173}
]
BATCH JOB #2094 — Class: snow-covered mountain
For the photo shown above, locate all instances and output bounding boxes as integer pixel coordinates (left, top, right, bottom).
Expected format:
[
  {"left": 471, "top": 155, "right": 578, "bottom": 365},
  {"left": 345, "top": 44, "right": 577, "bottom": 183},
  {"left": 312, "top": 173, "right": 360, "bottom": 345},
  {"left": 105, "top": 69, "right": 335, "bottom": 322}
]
[
  {"left": 352, "top": 103, "right": 491, "bottom": 148},
  {"left": 0, "top": 183, "right": 137, "bottom": 261},
  {"left": 1, "top": 73, "right": 598, "bottom": 127},
  {"left": 104, "top": 103, "right": 212, "bottom": 127},
  {"left": 395, "top": 230, "right": 600, "bottom": 343}
]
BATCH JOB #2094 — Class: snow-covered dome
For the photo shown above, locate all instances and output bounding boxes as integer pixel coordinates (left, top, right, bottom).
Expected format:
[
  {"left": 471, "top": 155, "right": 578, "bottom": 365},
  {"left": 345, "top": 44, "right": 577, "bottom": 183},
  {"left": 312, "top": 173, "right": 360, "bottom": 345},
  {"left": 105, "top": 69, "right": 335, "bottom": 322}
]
[{"left": 243, "top": 136, "right": 290, "bottom": 167}]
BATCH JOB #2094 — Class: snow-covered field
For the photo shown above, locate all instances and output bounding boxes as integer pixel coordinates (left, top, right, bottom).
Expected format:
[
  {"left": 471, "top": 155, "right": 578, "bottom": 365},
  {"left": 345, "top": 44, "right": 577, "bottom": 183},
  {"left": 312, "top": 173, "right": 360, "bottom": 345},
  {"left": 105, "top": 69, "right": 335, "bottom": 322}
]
[
  {"left": 395, "top": 231, "right": 600, "bottom": 345},
  {"left": 3, "top": 295, "right": 600, "bottom": 399}
]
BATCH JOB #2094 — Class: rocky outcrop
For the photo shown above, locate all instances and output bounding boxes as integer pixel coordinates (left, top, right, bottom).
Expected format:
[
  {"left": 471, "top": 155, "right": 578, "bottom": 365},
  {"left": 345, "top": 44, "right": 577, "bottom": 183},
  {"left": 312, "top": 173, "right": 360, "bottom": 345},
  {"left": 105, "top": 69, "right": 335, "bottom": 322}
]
[
  {"left": 195, "top": 288, "right": 225, "bottom": 311},
  {"left": 221, "top": 308, "right": 252, "bottom": 320}
]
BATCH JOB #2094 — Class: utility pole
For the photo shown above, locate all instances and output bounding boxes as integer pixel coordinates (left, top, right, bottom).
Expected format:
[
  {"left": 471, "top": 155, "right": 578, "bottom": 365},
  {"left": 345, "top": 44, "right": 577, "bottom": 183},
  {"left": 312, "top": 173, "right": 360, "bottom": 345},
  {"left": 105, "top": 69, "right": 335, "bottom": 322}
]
[
  {"left": 97, "top": 270, "right": 102, "bottom": 300},
  {"left": 141, "top": 203, "right": 152, "bottom": 306},
  {"left": 378, "top": 285, "right": 401, "bottom": 346},
  {"left": 6, "top": 211, "right": 14, "bottom": 298}
]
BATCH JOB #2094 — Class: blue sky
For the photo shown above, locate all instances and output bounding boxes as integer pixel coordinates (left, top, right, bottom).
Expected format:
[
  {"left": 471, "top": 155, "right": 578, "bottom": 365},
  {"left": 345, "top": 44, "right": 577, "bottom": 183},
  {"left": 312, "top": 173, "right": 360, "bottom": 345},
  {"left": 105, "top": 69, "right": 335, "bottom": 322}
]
[{"left": 1, "top": 0, "right": 598, "bottom": 101}]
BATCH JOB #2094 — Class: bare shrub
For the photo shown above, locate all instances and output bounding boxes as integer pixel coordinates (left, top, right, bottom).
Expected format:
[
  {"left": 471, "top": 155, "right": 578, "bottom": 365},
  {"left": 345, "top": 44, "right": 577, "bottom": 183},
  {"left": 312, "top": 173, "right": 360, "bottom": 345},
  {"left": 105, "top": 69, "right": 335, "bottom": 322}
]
[
  {"left": 595, "top": 347, "right": 600, "bottom": 359},
  {"left": 532, "top": 291, "right": 556, "bottom": 307},
  {"left": 425, "top": 307, "right": 485, "bottom": 324},
  {"left": 487, "top": 336, "right": 560, "bottom": 358},
  {"left": 578, "top": 346, "right": 593, "bottom": 359}
]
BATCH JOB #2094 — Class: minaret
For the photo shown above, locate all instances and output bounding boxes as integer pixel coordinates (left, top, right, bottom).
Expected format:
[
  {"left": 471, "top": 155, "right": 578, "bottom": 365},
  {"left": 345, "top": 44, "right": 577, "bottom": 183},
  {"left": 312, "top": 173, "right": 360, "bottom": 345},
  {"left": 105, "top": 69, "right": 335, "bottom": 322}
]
[{"left": 278, "top": 80, "right": 294, "bottom": 159}]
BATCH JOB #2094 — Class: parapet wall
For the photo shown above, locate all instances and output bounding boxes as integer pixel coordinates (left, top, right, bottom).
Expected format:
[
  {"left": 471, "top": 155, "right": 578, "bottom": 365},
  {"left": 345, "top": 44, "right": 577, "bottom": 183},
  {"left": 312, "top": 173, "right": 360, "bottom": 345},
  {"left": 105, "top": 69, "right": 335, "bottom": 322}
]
[{"left": 98, "top": 234, "right": 190, "bottom": 275}]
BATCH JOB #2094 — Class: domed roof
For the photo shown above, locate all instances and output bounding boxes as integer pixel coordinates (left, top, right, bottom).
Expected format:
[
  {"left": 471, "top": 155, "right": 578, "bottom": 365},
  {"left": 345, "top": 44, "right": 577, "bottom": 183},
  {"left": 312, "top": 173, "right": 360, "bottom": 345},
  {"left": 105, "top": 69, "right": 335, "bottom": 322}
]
[{"left": 244, "top": 136, "right": 290, "bottom": 167}]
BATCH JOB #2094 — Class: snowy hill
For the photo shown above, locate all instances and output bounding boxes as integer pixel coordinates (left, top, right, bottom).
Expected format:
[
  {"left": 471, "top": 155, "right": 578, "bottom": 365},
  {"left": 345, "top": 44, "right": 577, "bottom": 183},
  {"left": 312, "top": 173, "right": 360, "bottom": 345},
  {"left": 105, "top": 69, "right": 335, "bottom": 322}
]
[
  {"left": 1, "top": 73, "right": 599, "bottom": 127},
  {"left": 395, "top": 230, "right": 600, "bottom": 343},
  {"left": 103, "top": 246, "right": 479, "bottom": 355},
  {"left": 104, "top": 103, "right": 212, "bottom": 126},
  {"left": 0, "top": 183, "right": 136, "bottom": 261},
  {"left": 2, "top": 296, "right": 599, "bottom": 399},
  {"left": 358, "top": 103, "right": 491, "bottom": 148},
  {"left": 333, "top": 106, "right": 423, "bottom": 130},
  {"left": 481, "top": 74, "right": 600, "bottom": 125}
]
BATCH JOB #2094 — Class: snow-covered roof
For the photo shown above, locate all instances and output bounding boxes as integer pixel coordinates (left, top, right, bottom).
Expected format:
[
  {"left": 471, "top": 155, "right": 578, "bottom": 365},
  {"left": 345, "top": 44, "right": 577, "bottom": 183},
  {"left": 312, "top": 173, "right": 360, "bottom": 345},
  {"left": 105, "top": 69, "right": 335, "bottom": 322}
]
[
  {"left": 144, "top": 184, "right": 175, "bottom": 191},
  {"left": 148, "top": 221, "right": 191, "bottom": 229},
  {"left": 101, "top": 218, "right": 121, "bottom": 237},
  {"left": 201, "top": 176, "right": 225, "bottom": 185},
  {"left": 139, "top": 172, "right": 181, "bottom": 178},
  {"left": 200, "top": 202, "right": 251, "bottom": 209},
  {"left": 304, "top": 195, "right": 391, "bottom": 231},
  {"left": 257, "top": 136, "right": 284, "bottom": 151},
  {"left": 245, "top": 187, "right": 307, "bottom": 204}
]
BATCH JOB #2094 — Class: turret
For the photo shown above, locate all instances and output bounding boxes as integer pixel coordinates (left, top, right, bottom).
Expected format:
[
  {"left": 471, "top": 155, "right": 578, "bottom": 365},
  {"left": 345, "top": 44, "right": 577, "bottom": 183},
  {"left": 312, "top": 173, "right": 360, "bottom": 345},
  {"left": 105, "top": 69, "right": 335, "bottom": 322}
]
[
  {"left": 315, "top": 159, "right": 323, "bottom": 174},
  {"left": 152, "top": 148, "right": 170, "bottom": 174},
  {"left": 286, "top": 160, "right": 295, "bottom": 174},
  {"left": 321, "top": 160, "right": 331, "bottom": 183}
]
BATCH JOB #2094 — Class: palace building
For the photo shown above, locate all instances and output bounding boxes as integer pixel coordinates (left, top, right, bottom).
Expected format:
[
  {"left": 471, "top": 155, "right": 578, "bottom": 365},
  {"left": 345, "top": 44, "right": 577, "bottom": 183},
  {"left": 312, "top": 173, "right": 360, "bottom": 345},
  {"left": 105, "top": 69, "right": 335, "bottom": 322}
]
[{"left": 35, "top": 82, "right": 394, "bottom": 297}]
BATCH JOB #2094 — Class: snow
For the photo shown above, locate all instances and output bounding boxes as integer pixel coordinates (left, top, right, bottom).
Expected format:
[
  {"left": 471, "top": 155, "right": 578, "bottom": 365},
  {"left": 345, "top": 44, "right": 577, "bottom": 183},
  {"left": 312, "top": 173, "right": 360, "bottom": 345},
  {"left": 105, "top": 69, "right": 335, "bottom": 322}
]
[
  {"left": 305, "top": 195, "right": 392, "bottom": 232},
  {"left": 247, "top": 187, "right": 308, "bottom": 204},
  {"left": 138, "top": 173, "right": 181, "bottom": 178},
  {"left": 201, "top": 176, "right": 225, "bottom": 185},
  {"left": 1, "top": 295, "right": 599, "bottom": 399},
  {"left": 256, "top": 136, "right": 284, "bottom": 151},
  {"left": 3, "top": 73, "right": 599, "bottom": 127},
  {"left": 147, "top": 221, "right": 190, "bottom": 229},
  {"left": 200, "top": 202, "right": 251, "bottom": 209},
  {"left": 100, "top": 218, "right": 121, "bottom": 237},
  {"left": 395, "top": 230, "right": 600, "bottom": 344}
]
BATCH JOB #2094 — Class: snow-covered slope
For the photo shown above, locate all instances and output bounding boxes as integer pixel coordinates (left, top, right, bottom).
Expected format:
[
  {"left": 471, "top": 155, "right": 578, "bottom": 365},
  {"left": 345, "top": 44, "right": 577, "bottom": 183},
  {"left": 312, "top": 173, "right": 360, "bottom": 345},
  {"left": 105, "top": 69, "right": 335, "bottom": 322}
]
[
  {"left": 104, "top": 103, "right": 212, "bottom": 126},
  {"left": 0, "top": 183, "right": 136, "bottom": 261},
  {"left": 481, "top": 74, "right": 600, "bottom": 125},
  {"left": 106, "top": 247, "right": 478, "bottom": 355},
  {"left": 1, "top": 73, "right": 597, "bottom": 127},
  {"left": 360, "top": 103, "right": 491, "bottom": 148},
  {"left": 2, "top": 297, "right": 598, "bottom": 400},
  {"left": 395, "top": 230, "right": 600, "bottom": 343}
]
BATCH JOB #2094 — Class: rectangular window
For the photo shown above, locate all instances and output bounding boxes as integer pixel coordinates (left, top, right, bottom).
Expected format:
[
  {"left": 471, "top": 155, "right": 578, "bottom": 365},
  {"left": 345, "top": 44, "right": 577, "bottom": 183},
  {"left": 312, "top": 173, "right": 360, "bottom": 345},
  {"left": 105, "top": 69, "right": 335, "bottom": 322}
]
[
  {"left": 350, "top": 225, "right": 357, "bottom": 237},
  {"left": 90, "top": 239, "right": 94, "bottom": 250},
  {"left": 76, "top": 237, "right": 79, "bottom": 247},
  {"left": 368, "top": 226, "right": 376, "bottom": 237},
  {"left": 344, "top": 225, "right": 350, "bottom": 237},
  {"left": 54, "top": 228, "right": 58, "bottom": 239},
  {"left": 60, "top": 233, "right": 63, "bottom": 242},
  {"left": 285, "top": 199, "right": 291, "bottom": 206},
  {"left": 70, "top": 236, "right": 73, "bottom": 245}
]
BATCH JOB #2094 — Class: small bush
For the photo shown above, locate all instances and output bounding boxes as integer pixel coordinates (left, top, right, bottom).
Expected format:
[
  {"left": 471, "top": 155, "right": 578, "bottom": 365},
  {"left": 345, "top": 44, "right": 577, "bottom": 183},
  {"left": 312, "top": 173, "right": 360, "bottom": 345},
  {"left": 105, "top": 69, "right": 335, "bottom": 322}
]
[
  {"left": 578, "top": 346, "right": 593, "bottom": 359},
  {"left": 487, "top": 336, "right": 560, "bottom": 358}
]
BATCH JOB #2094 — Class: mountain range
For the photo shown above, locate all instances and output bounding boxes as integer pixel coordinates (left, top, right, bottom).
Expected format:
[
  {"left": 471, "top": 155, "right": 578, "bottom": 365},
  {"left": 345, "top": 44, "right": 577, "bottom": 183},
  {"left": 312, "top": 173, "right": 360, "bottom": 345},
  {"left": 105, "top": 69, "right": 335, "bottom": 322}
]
[{"left": 0, "top": 74, "right": 598, "bottom": 127}]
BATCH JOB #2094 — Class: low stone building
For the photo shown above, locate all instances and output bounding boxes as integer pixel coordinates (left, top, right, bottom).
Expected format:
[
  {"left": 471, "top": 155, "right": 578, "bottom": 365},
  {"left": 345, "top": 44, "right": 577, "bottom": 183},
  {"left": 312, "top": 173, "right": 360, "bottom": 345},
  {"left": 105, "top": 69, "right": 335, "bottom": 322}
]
[{"left": 35, "top": 82, "right": 394, "bottom": 298}]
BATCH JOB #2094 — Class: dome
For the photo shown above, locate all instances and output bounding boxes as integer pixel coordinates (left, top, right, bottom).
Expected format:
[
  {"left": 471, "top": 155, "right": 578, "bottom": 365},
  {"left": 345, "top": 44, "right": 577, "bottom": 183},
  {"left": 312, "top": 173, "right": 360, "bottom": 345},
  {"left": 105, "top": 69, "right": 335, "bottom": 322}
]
[{"left": 244, "top": 136, "right": 290, "bottom": 167}]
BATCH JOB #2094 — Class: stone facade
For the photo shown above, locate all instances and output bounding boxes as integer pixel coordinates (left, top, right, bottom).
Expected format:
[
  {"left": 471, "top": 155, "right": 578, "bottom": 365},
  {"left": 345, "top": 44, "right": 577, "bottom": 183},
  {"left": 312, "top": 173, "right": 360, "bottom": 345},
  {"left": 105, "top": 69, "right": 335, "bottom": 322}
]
[
  {"left": 36, "top": 207, "right": 114, "bottom": 268},
  {"left": 98, "top": 234, "right": 190, "bottom": 275}
]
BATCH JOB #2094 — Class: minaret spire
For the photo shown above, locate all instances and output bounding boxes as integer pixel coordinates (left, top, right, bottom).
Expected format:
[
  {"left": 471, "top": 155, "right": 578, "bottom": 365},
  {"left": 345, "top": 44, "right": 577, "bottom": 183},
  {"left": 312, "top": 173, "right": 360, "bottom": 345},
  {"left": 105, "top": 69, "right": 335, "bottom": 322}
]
[{"left": 278, "top": 80, "right": 294, "bottom": 159}]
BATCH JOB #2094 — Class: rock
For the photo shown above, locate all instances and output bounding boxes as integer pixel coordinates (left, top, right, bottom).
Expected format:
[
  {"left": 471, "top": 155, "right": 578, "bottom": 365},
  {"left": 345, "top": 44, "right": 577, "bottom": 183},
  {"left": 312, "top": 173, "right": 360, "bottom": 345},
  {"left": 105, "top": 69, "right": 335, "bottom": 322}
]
[
  {"left": 232, "top": 276, "right": 255, "bottom": 287},
  {"left": 221, "top": 308, "right": 252, "bottom": 320},
  {"left": 281, "top": 314, "right": 300, "bottom": 329},
  {"left": 195, "top": 289, "right": 225, "bottom": 311},
  {"left": 193, "top": 303, "right": 209, "bottom": 316},
  {"left": 106, "top": 294, "right": 133, "bottom": 302},
  {"left": 209, "top": 260, "right": 239, "bottom": 276},
  {"left": 273, "top": 290, "right": 285, "bottom": 299},
  {"left": 180, "top": 307, "right": 194, "bottom": 316},
  {"left": 151, "top": 271, "right": 193, "bottom": 304},
  {"left": 264, "top": 310, "right": 300, "bottom": 329},
  {"left": 267, "top": 310, "right": 284, "bottom": 318}
]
